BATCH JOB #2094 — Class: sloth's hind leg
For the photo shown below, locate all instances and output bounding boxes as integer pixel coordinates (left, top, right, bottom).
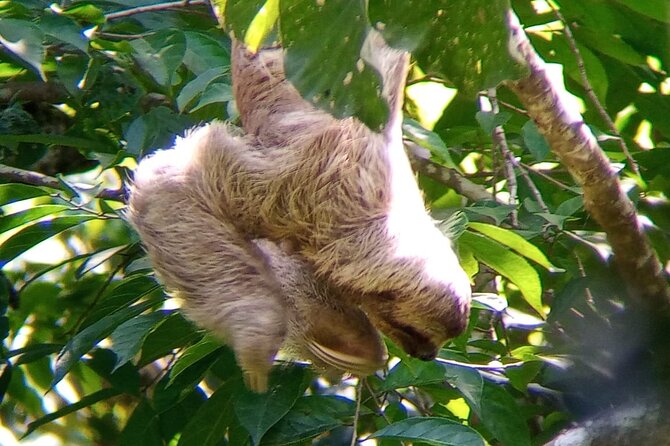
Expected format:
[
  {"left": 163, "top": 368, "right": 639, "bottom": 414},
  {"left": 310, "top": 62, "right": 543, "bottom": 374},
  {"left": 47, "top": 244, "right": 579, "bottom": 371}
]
[{"left": 127, "top": 149, "right": 286, "bottom": 393}]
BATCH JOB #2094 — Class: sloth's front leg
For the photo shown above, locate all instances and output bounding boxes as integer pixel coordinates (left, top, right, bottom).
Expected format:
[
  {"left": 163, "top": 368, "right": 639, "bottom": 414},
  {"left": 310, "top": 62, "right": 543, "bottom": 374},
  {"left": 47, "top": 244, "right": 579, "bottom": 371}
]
[{"left": 127, "top": 149, "right": 286, "bottom": 392}]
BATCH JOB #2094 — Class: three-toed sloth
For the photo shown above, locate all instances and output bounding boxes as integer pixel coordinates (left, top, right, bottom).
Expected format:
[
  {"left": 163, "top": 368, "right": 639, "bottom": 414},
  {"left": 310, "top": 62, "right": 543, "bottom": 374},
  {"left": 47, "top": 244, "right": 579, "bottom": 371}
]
[{"left": 127, "top": 31, "right": 471, "bottom": 392}]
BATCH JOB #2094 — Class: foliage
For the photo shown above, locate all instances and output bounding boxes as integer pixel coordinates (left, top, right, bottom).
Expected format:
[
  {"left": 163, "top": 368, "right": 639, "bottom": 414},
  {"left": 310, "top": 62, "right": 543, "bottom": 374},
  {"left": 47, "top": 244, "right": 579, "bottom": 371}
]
[{"left": 0, "top": 1, "right": 669, "bottom": 445}]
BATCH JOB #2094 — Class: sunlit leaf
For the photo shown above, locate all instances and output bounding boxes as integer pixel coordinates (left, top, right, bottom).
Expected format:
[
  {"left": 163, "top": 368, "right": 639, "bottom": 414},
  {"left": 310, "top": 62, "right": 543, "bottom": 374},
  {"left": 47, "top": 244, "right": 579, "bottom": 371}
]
[
  {"left": 460, "top": 231, "right": 544, "bottom": 315},
  {"left": 0, "top": 18, "right": 45, "bottom": 80},
  {"left": 110, "top": 311, "right": 169, "bottom": 372}
]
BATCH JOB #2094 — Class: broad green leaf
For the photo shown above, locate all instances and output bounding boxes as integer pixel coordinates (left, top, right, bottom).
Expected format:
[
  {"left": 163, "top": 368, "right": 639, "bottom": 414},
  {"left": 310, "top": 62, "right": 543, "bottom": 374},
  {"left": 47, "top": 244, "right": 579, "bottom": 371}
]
[
  {"left": 177, "top": 379, "right": 241, "bottom": 446},
  {"left": 468, "top": 222, "right": 559, "bottom": 271},
  {"left": 183, "top": 31, "right": 231, "bottom": 75},
  {"left": 262, "top": 396, "right": 356, "bottom": 446},
  {"left": 0, "top": 205, "right": 68, "bottom": 234},
  {"left": 0, "top": 215, "right": 97, "bottom": 268},
  {"left": 368, "top": 0, "right": 433, "bottom": 50},
  {"left": 40, "top": 15, "right": 88, "bottom": 52},
  {"left": 235, "top": 365, "right": 310, "bottom": 445},
  {"left": 460, "top": 231, "right": 544, "bottom": 315},
  {"left": 478, "top": 382, "right": 531, "bottom": 446},
  {"left": 413, "top": 0, "right": 528, "bottom": 95},
  {"left": 177, "top": 67, "right": 228, "bottom": 112},
  {"left": 522, "top": 120, "right": 550, "bottom": 161},
  {"left": 403, "top": 118, "right": 457, "bottom": 168},
  {"left": 0, "top": 18, "right": 45, "bottom": 80},
  {"left": 169, "top": 335, "right": 222, "bottom": 385},
  {"left": 24, "top": 388, "right": 122, "bottom": 438},
  {"left": 280, "top": 0, "right": 388, "bottom": 130},
  {"left": 139, "top": 313, "right": 201, "bottom": 366},
  {"left": 62, "top": 3, "right": 105, "bottom": 24},
  {"left": 0, "top": 184, "right": 50, "bottom": 206},
  {"left": 555, "top": 196, "right": 584, "bottom": 217},
  {"left": 53, "top": 298, "right": 162, "bottom": 386},
  {"left": 613, "top": 0, "right": 670, "bottom": 23},
  {"left": 382, "top": 359, "right": 447, "bottom": 390},
  {"left": 505, "top": 361, "right": 542, "bottom": 392},
  {"left": 574, "top": 27, "right": 645, "bottom": 66},
  {"left": 244, "top": 0, "right": 279, "bottom": 51},
  {"left": 110, "top": 311, "right": 169, "bottom": 372},
  {"left": 370, "top": 417, "right": 485, "bottom": 446},
  {"left": 191, "top": 82, "right": 234, "bottom": 112},
  {"left": 131, "top": 29, "right": 186, "bottom": 88},
  {"left": 119, "top": 400, "right": 162, "bottom": 446},
  {"left": 443, "top": 362, "right": 483, "bottom": 414},
  {"left": 223, "top": 0, "right": 266, "bottom": 38},
  {"left": 475, "top": 111, "right": 512, "bottom": 135}
]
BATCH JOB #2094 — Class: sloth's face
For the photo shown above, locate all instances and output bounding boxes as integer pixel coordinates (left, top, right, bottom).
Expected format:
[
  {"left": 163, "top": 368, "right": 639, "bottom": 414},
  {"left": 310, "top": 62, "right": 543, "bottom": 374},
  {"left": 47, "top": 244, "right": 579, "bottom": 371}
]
[{"left": 361, "top": 289, "right": 470, "bottom": 361}]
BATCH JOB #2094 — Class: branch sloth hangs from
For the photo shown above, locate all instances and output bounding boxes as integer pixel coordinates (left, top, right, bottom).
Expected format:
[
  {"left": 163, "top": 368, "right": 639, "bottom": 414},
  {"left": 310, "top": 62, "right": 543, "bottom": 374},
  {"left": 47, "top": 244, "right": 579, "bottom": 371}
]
[{"left": 127, "top": 30, "right": 472, "bottom": 392}]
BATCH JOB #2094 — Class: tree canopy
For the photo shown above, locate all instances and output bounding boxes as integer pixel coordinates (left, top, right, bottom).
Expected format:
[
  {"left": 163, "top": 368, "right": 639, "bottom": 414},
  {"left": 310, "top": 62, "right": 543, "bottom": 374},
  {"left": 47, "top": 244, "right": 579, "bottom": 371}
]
[{"left": 0, "top": 1, "right": 669, "bottom": 445}]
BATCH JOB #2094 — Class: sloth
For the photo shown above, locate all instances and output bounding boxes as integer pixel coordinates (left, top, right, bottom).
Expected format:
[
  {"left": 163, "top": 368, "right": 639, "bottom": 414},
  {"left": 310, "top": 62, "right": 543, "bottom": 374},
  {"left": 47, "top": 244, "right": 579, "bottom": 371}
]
[
  {"left": 128, "top": 156, "right": 387, "bottom": 392},
  {"left": 127, "top": 30, "right": 471, "bottom": 391}
]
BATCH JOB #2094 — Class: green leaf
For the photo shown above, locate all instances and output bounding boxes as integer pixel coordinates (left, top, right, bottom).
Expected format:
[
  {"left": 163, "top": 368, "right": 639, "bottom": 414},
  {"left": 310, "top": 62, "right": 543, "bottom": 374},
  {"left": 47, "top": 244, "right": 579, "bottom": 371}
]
[
  {"left": 177, "top": 67, "right": 228, "bottom": 112},
  {"left": 40, "top": 15, "right": 88, "bottom": 52},
  {"left": 177, "top": 379, "right": 241, "bottom": 446},
  {"left": 475, "top": 111, "right": 511, "bottom": 134},
  {"left": 459, "top": 231, "right": 544, "bottom": 315},
  {"left": 613, "top": 0, "right": 670, "bottom": 23},
  {"left": 191, "top": 82, "right": 234, "bottom": 112},
  {"left": 224, "top": 0, "right": 267, "bottom": 38},
  {"left": 522, "top": 120, "right": 550, "bottom": 162},
  {"left": 139, "top": 313, "right": 201, "bottom": 366},
  {"left": 382, "top": 359, "right": 447, "bottom": 390},
  {"left": 53, "top": 298, "right": 162, "bottom": 387},
  {"left": 119, "top": 400, "right": 163, "bottom": 446},
  {"left": 262, "top": 396, "right": 356, "bottom": 446},
  {"left": 403, "top": 118, "right": 457, "bottom": 168},
  {"left": 183, "top": 31, "right": 231, "bottom": 75},
  {"left": 81, "top": 276, "right": 161, "bottom": 330},
  {"left": 131, "top": 29, "right": 186, "bottom": 88},
  {"left": 443, "top": 362, "right": 483, "bottom": 414},
  {"left": 0, "top": 184, "right": 50, "bottom": 206},
  {"left": 0, "top": 205, "right": 69, "bottom": 234},
  {"left": 0, "top": 18, "right": 45, "bottom": 80},
  {"left": 468, "top": 222, "right": 559, "bottom": 271},
  {"left": 478, "top": 382, "right": 531, "bottom": 446},
  {"left": 169, "top": 335, "right": 222, "bottom": 385},
  {"left": 370, "top": 417, "right": 485, "bottom": 446},
  {"left": 0, "top": 215, "right": 97, "bottom": 268},
  {"left": 62, "top": 3, "right": 105, "bottom": 24},
  {"left": 110, "top": 311, "right": 169, "bottom": 372},
  {"left": 280, "top": 0, "right": 388, "bottom": 130},
  {"left": 368, "top": 0, "right": 433, "bottom": 50},
  {"left": 235, "top": 365, "right": 310, "bottom": 445},
  {"left": 24, "top": 388, "right": 122, "bottom": 438},
  {"left": 413, "top": 0, "right": 528, "bottom": 95},
  {"left": 9, "top": 343, "right": 62, "bottom": 366}
]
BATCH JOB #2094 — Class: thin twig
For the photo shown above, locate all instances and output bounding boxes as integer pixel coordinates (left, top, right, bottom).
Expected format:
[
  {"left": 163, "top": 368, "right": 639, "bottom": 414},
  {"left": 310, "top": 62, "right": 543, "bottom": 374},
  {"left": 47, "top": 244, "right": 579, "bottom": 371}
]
[
  {"left": 488, "top": 89, "right": 519, "bottom": 227},
  {"left": 478, "top": 92, "right": 529, "bottom": 116},
  {"left": 104, "top": 0, "right": 208, "bottom": 21},
  {"left": 548, "top": 1, "right": 639, "bottom": 176},
  {"left": 0, "top": 163, "right": 126, "bottom": 202},
  {"left": 518, "top": 161, "right": 578, "bottom": 193},
  {"left": 505, "top": 159, "right": 549, "bottom": 212},
  {"left": 350, "top": 379, "right": 363, "bottom": 446}
]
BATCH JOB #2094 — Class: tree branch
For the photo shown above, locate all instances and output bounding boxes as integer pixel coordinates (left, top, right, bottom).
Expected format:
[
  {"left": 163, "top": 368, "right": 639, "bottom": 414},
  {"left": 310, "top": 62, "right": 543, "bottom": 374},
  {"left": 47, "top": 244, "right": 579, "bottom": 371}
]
[
  {"left": 0, "top": 164, "right": 125, "bottom": 202},
  {"left": 506, "top": 13, "right": 669, "bottom": 307},
  {"left": 104, "top": 0, "right": 208, "bottom": 21},
  {"left": 404, "top": 141, "right": 496, "bottom": 203}
]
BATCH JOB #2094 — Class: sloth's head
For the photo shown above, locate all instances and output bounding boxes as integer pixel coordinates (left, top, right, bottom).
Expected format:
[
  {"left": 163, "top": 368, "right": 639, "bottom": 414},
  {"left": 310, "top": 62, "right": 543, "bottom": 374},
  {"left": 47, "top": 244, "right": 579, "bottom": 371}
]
[{"left": 359, "top": 278, "right": 471, "bottom": 361}]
